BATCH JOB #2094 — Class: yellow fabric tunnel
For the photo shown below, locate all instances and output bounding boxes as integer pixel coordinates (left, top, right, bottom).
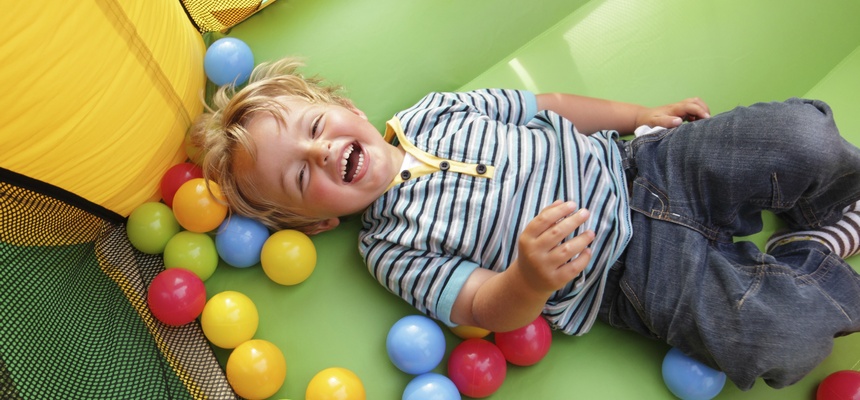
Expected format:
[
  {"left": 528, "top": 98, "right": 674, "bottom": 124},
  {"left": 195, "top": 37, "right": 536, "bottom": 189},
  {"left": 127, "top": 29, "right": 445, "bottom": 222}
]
[{"left": 0, "top": 0, "right": 205, "bottom": 217}]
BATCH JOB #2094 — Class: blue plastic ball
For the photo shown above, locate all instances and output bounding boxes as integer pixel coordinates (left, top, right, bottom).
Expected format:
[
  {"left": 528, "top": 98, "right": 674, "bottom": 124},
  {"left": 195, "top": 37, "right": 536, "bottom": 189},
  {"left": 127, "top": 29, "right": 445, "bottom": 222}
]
[
  {"left": 662, "top": 347, "right": 726, "bottom": 400},
  {"left": 386, "top": 315, "right": 446, "bottom": 375},
  {"left": 215, "top": 215, "right": 269, "bottom": 268},
  {"left": 204, "top": 37, "right": 254, "bottom": 86},
  {"left": 403, "top": 373, "right": 461, "bottom": 400}
]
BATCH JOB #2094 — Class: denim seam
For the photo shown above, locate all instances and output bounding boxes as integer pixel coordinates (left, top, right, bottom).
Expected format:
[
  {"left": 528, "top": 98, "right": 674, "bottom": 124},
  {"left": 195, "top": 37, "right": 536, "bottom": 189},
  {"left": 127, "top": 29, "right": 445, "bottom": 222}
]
[
  {"left": 737, "top": 265, "right": 763, "bottom": 310},
  {"left": 758, "top": 247, "right": 853, "bottom": 321},
  {"left": 799, "top": 250, "right": 852, "bottom": 321},
  {"left": 631, "top": 177, "right": 722, "bottom": 242},
  {"left": 618, "top": 278, "right": 660, "bottom": 339}
]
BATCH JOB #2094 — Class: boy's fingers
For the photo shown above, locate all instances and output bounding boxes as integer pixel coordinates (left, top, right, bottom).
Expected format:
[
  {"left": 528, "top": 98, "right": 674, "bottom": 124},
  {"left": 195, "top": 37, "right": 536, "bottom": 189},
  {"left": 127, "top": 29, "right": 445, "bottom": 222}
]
[
  {"left": 548, "top": 229, "right": 594, "bottom": 266},
  {"left": 558, "top": 248, "right": 592, "bottom": 278},
  {"left": 525, "top": 201, "right": 577, "bottom": 236},
  {"left": 538, "top": 207, "right": 589, "bottom": 243}
]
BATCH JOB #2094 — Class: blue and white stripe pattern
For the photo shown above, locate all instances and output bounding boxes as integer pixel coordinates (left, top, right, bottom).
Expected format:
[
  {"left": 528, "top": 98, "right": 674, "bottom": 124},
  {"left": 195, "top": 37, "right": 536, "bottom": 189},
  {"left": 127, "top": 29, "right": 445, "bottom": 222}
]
[{"left": 359, "top": 89, "right": 632, "bottom": 335}]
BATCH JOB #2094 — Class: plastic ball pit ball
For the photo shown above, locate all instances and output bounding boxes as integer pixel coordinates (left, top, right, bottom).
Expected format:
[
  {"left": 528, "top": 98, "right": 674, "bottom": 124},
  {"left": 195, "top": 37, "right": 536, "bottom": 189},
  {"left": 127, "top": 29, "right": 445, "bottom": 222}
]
[
  {"left": 447, "top": 338, "right": 507, "bottom": 398},
  {"left": 306, "top": 367, "right": 366, "bottom": 400},
  {"left": 172, "top": 178, "right": 228, "bottom": 233},
  {"left": 226, "top": 339, "right": 286, "bottom": 400},
  {"left": 403, "top": 373, "right": 461, "bottom": 400},
  {"left": 126, "top": 202, "right": 180, "bottom": 254},
  {"left": 200, "top": 291, "right": 259, "bottom": 349},
  {"left": 204, "top": 37, "right": 254, "bottom": 86},
  {"left": 450, "top": 325, "right": 491, "bottom": 339},
  {"left": 216, "top": 215, "right": 270, "bottom": 268},
  {"left": 163, "top": 231, "right": 219, "bottom": 281},
  {"left": 494, "top": 315, "right": 552, "bottom": 366},
  {"left": 146, "top": 268, "right": 206, "bottom": 326},
  {"left": 662, "top": 347, "right": 726, "bottom": 400},
  {"left": 386, "top": 315, "right": 446, "bottom": 375},
  {"left": 160, "top": 162, "right": 203, "bottom": 207},
  {"left": 260, "top": 229, "right": 317, "bottom": 285},
  {"left": 817, "top": 370, "right": 860, "bottom": 400}
]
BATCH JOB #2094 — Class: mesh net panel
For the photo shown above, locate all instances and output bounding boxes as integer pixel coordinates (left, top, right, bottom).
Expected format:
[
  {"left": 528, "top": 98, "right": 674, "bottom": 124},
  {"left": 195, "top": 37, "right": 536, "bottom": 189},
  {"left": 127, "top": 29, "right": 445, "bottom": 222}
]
[
  {"left": 0, "top": 168, "right": 237, "bottom": 399},
  {"left": 181, "top": 0, "right": 275, "bottom": 32}
]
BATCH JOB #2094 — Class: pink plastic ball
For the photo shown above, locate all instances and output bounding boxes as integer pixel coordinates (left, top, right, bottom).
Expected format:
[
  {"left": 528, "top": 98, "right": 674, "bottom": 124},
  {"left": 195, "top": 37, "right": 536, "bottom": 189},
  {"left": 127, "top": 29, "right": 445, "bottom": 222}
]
[
  {"left": 146, "top": 268, "right": 206, "bottom": 326},
  {"left": 447, "top": 338, "right": 506, "bottom": 398},
  {"left": 818, "top": 370, "right": 860, "bottom": 400},
  {"left": 494, "top": 316, "right": 552, "bottom": 366}
]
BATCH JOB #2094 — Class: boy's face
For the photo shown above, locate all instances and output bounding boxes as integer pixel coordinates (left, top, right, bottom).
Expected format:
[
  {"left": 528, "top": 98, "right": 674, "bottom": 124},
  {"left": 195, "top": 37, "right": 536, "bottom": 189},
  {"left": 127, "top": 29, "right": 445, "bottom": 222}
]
[{"left": 240, "top": 96, "right": 403, "bottom": 222}]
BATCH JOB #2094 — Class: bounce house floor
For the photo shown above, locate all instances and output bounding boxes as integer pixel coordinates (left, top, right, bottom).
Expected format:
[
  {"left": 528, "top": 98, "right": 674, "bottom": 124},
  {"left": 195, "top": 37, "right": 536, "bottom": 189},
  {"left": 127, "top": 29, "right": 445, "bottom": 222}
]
[{"left": 203, "top": 0, "right": 860, "bottom": 398}]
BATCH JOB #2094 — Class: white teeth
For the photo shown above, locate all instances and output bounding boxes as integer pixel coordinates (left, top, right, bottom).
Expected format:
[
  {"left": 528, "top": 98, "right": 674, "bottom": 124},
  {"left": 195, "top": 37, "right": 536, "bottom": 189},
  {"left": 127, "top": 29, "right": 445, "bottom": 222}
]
[
  {"left": 340, "top": 144, "right": 364, "bottom": 182},
  {"left": 355, "top": 153, "right": 364, "bottom": 179},
  {"left": 341, "top": 144, "right": 353, "bottom": 180}
]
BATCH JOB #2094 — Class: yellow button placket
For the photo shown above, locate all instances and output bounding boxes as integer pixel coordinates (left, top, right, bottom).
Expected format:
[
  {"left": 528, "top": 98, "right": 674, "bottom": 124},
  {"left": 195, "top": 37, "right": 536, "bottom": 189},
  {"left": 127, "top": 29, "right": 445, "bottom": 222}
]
[{"left": 384, "top": 117, "right": 495, "bottom": 192}]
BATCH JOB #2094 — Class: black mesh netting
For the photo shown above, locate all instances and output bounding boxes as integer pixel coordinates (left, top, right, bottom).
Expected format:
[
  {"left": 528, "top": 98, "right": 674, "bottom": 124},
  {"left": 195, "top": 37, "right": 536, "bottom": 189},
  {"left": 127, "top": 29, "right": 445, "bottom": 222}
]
[
  {"left": 0, "top": 168, "right": 237, "bottom": 399},
  {"left": 181, "top": 0, "right": 268, "bottom": 32}
]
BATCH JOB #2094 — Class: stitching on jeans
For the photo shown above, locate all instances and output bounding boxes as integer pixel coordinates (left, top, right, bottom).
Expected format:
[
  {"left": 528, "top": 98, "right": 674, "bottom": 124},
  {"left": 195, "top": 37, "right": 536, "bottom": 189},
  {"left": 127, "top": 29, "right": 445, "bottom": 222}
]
[
  {"left": 737, "top": 265, "right": 762, "bottom": 310},
  {"left": 761, "top": 247, "right": 852, "bottom": 321},
  {"left": 619, "top": 279, "right": 661, "bottom": 339},
  {"left": 619, "top": 280, "right": 648, "bottom": 321},
  {"left": 797, "top": 249, "right": 852, "bottom": 321},
  {"left": 631, "top": 178, "right": 723, "bottom": 241}
]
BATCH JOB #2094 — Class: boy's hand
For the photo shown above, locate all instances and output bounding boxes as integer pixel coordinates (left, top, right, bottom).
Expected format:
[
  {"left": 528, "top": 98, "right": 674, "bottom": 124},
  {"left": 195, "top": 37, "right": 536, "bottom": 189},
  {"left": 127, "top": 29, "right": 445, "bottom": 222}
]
[
  {"left": 636, "top": 97, "right": 711, "bottom": 128},
  {"left": 512, "top": 201, "right": 595, "bottom": 295}
]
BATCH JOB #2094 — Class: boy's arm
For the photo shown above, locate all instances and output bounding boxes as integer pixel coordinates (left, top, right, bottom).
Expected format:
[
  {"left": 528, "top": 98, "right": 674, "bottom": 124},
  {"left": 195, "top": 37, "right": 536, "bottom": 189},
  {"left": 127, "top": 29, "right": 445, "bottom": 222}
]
[
  {"left": 536, "top": 93, "right": 710, "bottom": 135},
  {"left": 450, "top": 201, "right": 595, "bottom": 332}
]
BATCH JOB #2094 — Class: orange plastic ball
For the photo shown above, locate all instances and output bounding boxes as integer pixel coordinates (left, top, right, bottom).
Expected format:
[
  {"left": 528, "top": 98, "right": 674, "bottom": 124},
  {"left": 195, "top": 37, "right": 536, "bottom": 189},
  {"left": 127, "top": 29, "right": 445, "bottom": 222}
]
[
  {"left": 226, "top": 339, "right": 286, "bottom": 400},
  {"left": 450, "top": 325, "right": 491, "bottom": 339},
  {"left": 260, "top": 230, "right": 317, "bottom": 285},
  {"left": 172, "top": 178, "right": 228, "bottom": 233},
  {"left": 306, "top": 367, "right": 366, "bottom": 400}
]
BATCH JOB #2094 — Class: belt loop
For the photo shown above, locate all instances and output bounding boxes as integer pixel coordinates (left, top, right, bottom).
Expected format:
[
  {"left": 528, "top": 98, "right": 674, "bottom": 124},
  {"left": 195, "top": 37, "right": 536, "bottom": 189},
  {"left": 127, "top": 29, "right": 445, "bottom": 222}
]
[{"left": 617, "top": 139, "right": 636, "bottom": 171}]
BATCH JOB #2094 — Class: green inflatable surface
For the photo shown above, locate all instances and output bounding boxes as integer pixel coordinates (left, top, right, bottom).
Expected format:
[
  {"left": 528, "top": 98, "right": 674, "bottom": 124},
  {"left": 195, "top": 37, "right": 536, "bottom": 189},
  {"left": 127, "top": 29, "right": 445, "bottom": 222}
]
[{"left": 204, "top": 0, "right": 860, "bottom": 398}]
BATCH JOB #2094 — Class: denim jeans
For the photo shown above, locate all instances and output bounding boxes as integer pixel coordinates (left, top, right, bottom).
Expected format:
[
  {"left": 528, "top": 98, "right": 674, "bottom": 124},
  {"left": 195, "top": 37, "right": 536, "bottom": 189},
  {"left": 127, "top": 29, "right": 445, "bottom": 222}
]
[{"left": 599, "top": 98, "right": 860, "bottom": 390}]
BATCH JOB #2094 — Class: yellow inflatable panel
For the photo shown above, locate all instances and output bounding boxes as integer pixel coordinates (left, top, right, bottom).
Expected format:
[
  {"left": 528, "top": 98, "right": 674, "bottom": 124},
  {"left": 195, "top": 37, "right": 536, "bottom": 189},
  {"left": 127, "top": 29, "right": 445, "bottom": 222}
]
[{"left": 0, "top": 0, "right": 205, "bottom": 217}]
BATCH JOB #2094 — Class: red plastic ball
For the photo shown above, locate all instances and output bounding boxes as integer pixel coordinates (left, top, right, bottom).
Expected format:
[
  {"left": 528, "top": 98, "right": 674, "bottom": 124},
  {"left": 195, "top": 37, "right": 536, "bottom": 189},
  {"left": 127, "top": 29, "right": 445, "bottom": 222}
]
[
  {"left": 494, "top": 316, "right": 552, "bottom": 366},
  {"left": 147, "top": 268, "right": 206, "bottom": 326},
  {"left": 160, "top": 162, "right": 203, "bottom": 207},
  {"left": 818, "top": 370, "right": 860, "bottom": 400},
  {"left": 447, "top": 338, "right": 507, "bottom": 398}
]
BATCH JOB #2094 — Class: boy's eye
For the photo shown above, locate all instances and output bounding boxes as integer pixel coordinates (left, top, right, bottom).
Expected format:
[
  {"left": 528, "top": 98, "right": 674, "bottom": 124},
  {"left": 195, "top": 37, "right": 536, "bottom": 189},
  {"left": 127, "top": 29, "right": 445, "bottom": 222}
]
[
  {"left": 298, "top": 166, "right": 306, "bottom": 188},
  {"left": 311, "top": 115, "right": 322, "bottom": 138}
]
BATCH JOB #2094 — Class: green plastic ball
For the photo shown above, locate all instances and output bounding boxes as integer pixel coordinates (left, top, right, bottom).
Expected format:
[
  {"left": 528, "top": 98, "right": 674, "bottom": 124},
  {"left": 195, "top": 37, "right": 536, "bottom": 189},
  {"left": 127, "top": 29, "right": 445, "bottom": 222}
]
[
  {"left": 126, "top": 202, "right": 180, "bottom": 254},
  {"left": 163, "top": 231, "right": 219, "bottom": 281}
]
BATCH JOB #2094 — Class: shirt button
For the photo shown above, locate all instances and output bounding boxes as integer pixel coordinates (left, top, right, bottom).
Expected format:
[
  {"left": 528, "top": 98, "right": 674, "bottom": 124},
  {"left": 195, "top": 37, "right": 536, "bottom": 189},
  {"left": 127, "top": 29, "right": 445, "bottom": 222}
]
[
  {"left": 400, "top": 170, "right": 412, "bottom": 180},
  {"left": 476, "top": 164, "right": 487, "bottom": 175},
  {"left": 439, "top": 161, "right": 450, "bottom": 171}
]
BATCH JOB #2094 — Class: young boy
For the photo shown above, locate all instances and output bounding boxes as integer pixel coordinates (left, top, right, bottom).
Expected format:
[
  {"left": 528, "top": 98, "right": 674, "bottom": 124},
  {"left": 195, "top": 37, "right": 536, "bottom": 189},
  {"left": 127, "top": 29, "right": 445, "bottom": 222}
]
[{"left": 192, "top": 58, "right": 860, "bottom": 390}]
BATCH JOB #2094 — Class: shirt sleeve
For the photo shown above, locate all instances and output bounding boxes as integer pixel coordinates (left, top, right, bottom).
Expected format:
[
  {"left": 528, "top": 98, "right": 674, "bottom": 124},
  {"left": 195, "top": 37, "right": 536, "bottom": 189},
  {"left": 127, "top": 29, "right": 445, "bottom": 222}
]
[{"left": 359, "top": 235, "right": 478, "bottom": 327}]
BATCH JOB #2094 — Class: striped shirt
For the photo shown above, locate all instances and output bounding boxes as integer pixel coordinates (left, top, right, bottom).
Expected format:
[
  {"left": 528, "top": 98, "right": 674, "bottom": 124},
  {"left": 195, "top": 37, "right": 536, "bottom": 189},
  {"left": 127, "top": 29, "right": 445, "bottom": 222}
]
[{"left": 358, "top": 89, "right": 632, "bottom": 335}]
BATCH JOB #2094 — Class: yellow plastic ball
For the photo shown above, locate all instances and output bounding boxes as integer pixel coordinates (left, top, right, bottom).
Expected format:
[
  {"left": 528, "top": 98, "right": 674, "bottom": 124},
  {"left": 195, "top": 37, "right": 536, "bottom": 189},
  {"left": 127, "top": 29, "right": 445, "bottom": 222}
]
[
  {"left": 226, "top": 339, "right": 286, "bottom": 400},
  {"left": 450, "top": 325, "right": 492, "bottom": 339},
  {"left": 172, "top": 178, "right": 228, "bottom": 233},
  {"left": 200, "top": 291, "right": 258, "bottom": 349},
  {"left": 260, "top": 230, "right": 317, "bottom": 285},
  {"left": 306, "top": 367, "right": 366, "bottom": 400}
]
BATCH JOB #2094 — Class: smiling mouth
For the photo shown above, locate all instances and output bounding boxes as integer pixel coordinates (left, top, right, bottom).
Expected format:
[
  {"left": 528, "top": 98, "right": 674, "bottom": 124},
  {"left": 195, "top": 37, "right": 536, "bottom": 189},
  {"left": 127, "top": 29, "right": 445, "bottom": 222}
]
[{"left": 341, "top": 142, "right": 365, "bottom": 183}]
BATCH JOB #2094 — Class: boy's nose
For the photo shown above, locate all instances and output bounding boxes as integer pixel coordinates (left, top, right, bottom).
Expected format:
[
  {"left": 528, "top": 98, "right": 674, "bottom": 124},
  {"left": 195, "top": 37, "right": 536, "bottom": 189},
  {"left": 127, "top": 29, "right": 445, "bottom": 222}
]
[{"left": 309, "top": 140, "right": 331, "bottom": 165}]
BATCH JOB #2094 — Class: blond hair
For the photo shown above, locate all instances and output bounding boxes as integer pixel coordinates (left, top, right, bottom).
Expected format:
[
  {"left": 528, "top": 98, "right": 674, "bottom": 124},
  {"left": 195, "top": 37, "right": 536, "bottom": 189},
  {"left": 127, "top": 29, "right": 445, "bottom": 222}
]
[{"left": 190, "top": 57, "right": 353, "bottom": 233}]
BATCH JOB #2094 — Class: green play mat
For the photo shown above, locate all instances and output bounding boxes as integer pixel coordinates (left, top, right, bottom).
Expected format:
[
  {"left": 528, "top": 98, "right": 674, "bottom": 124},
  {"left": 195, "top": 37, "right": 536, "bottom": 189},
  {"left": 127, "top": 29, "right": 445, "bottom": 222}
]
[{"left": 202, "top": 0, "right": 860, "bottom": 398}]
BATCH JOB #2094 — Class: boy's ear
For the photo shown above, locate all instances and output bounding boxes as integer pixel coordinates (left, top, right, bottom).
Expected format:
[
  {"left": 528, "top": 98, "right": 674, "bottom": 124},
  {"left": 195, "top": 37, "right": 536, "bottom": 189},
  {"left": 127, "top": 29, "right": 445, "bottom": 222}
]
[
  {"left": 305, "top": 217, "right": 340, "bottom": 235},
  {"left": 343, "top": 100, "right": 368, "bottom": 120}
]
